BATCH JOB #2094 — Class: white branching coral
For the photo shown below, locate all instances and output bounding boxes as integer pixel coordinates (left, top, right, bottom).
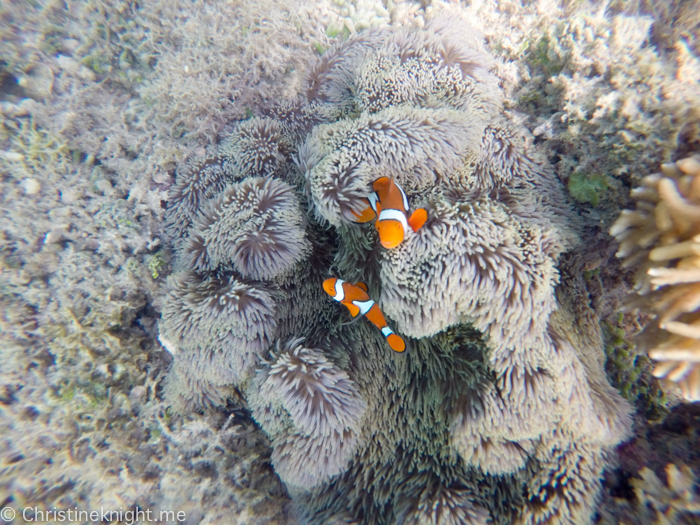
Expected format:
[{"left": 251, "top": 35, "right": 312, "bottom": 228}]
[
  {"left": 610, "top": 154, "right": 700, "bottom": 401},
  {"left": 632, "top": 463, "right": 700, "bottom": 521},
  {"left": 248, "top": 339, "right": 366, "bottom": 489}
]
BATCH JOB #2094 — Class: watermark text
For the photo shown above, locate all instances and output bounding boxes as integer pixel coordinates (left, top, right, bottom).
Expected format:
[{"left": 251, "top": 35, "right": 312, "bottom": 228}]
[{"left": 0, "top": 506, "right": 186, "bottom": 524}]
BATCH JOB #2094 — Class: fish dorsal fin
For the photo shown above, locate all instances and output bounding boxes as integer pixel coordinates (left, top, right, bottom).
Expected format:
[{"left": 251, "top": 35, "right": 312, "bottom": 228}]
[
  {"left": 355, "top": 282, "right": 368, "bottom": 292},
  {"left": 344, "top": 302, "right": 361, "bottom": 317},
  {"left": 408, "top": 208, "right": 428, "bottom": 232},
  {"left": 372, "top": 177, "right": 391, "bottom": 196}
]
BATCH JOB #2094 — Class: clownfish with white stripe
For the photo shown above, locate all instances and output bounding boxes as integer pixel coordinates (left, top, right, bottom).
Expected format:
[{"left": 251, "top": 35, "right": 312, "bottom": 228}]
[
  {"left": 351, "top": 177, "right": 428, "bottom": 249},
  {"left": 323, "top": 277, "right": 406, "bottom": 353}
]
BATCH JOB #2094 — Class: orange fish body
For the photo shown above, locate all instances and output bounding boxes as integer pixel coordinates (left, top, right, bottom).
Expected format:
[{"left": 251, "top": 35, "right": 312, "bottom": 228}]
[
  {"left": 352, "top": 177, "right": 428, "bottom": 249},
  {"left": 323, "top": 277, "right": 406, "bottom": 352}
]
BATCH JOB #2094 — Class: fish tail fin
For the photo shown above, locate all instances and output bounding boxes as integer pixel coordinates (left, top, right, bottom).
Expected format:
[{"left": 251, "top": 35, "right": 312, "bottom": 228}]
[
  {"left": 408, "top": 208, "right": 428, "bottom": 232},
  {"left": 366, "top": 303, "right": 407, "bottom": 352},
  {"left": 386, "top": 333, "right": 406, "bottom": 352}
]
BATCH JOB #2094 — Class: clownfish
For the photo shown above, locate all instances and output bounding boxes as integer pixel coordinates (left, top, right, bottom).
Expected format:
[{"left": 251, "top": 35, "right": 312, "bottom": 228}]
[
  {"left": 323, "top": 277, "right": 406, "bottom": 353},
  {"left": 351, "top": 177, "right": 428, "bottom": 249}
]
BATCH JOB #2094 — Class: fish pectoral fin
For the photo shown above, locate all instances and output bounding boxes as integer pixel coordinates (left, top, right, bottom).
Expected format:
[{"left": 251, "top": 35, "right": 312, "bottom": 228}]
[
  {"left": 339, "top": 313, "right": 365, "bottom": 327},
  {"left": 387, "top": 333, "right": 406, "bottom": 353},
  {"left": 350, "top": 203, "right": 377, "bottom": 223},
  {"left": 355, "top": 282, "right": 368, "bottom": 292},
  {"left": 408, "top": 208, "right": 428, "bottom": 232},
  {"left": 343, "top": 302, "right": 361, "bottom": 317}
]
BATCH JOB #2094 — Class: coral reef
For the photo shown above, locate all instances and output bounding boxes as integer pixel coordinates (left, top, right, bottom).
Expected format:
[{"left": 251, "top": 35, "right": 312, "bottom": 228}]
[
  {"left": 601, "top": 312, "right": 668, "bottom": 421},
  {"left": 159, "top": 15, "right": 632, "bottom": 525},
  {"left": 610, "top": 155, "right": 700, "bottom": 401},
  {"left": 3, "top": 0, "right": 698, "bottom": 522},
  {"left": 468, "top": 0, "right": 700, "bottom": 241},
  {"left": 594, "top": 399, "right": 700, "bottom": 524},
  {"left": 631, "top": 464, "right": 700, "bottom": 521},
  {"left": 0, "top": 0, "right": 331, "bottom": 520}
]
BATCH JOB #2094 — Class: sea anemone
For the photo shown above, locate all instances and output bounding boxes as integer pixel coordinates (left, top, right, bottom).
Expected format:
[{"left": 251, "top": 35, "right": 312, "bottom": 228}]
[
  {"left": 303, "top": 30, "right": 386, "bottom": 112},
  {"left": 263, "top": 97, "right": 337, "bottom": 145},
  {"left": 271, "top": 428, "right": 360, "bottom": 490},
  {"left": 159, "top": 271, "right": 278, "bottom": 410},
  {"left": 379, "top": 196, "right": 558, "bottom": 343},
  {"left": 353, "top": 23, "right": 499, "bottom": 118},
  {"left": 394, "top": 478, "right": 490, "bottom": 525},
  {"left": 260, "top": 340, "right": 366, "bottom": 436},
  {"left": 184, "top": 177, "right": 310, "bottom": 279},
  {"left": 303, "top": 105, "right": 481, "bottom": 226},
  {"left": 219, "top": 117, "right": 291, "bottom": 179},
  {"left": 160, "top": 271, "right": 277, "bottom": 350},
  {"left": 164, "top": 156, "right": 229, "bottom": 243},
  {"left": 248, "top": 339, "right": 366, "bottom": 489}
]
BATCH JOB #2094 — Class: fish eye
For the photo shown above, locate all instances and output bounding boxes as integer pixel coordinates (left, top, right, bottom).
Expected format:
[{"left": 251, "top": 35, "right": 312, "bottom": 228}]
[
  {"left": 377, "top": 221, "right": 404, "bottom": 248},
  {"left": 322, "top": 278, "right": 337, "bottom": 296}
]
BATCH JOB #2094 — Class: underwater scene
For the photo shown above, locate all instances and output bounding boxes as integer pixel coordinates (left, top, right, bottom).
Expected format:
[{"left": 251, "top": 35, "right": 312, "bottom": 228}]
[{"left": 1, "top": 0, "right": 699, "bottom": 523}]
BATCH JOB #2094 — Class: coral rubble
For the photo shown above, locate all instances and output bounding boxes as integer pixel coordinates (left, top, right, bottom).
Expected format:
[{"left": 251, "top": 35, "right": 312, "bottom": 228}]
[{"left": 160, "top": 16, "right": 631, "bottom": 525}]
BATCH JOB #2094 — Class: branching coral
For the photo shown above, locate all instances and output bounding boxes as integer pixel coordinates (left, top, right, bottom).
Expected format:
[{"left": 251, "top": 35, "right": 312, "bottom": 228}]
[
  {"left": 632, "top": 463, "right": 700, "bottom": 522},
  {"left": 610, "top": 154, "right": 700, "bottom": 401}
]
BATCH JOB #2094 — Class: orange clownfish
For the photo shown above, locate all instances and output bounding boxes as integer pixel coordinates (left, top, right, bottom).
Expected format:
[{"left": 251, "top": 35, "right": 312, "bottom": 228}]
[
  {"left": 351, "top": 177, "right": 428, "bottom": 249},
  {"left": 323, "top": 277, "right": 406, "bottom": 353}
]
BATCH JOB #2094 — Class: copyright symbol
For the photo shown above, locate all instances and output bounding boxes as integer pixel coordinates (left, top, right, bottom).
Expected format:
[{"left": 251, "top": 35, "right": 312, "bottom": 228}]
[{"left": 0, "top": 507, "right": 15, "bottom": 522}]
